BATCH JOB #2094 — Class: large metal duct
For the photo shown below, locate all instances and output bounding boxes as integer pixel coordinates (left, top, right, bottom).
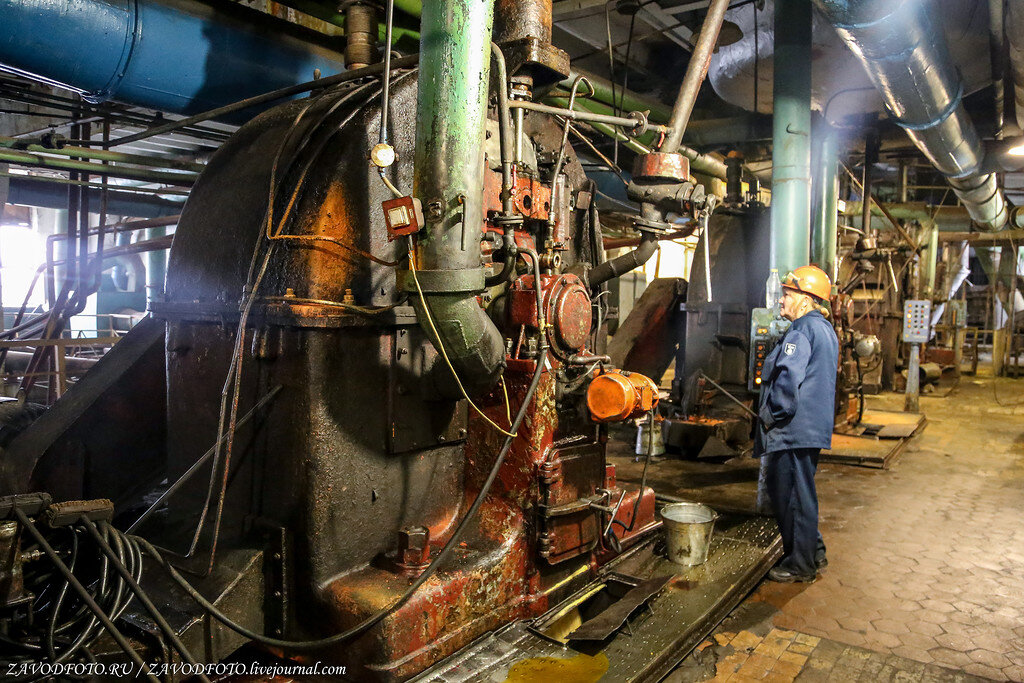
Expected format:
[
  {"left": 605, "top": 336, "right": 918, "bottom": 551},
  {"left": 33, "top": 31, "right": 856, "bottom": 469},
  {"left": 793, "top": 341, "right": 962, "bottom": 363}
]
[
  {"left": 1007, "top": 1, "right": 1024, "bottom": 133},
  {"left": 0, "top": 0, "right": 346, "bottom": 115},
  {"left": 813, "top": 0, "right": 1008, "bottom": 232}
]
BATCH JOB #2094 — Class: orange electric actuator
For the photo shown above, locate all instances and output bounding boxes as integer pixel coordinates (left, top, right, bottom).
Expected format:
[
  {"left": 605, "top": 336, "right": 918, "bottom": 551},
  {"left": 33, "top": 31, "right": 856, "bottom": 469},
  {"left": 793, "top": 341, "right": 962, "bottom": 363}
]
[{"left": 586, "top": 370, "right": 659, "bottom": 423}]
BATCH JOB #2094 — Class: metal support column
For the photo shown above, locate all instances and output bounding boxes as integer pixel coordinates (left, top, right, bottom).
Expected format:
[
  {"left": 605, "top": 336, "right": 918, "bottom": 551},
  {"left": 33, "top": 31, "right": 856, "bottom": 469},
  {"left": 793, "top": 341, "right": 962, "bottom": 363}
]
[
  {"left": 769, "top": 0, "right": 812, "bottom": 276},
  {"left": 904, "top": 342, "right": 920, "bottom": 412},
  {"left": 812, "top": 124, "right": 839, "bottom": 281},
  {"left": 145, "top": 227, "right": 168, "bottom": 304},
  {"left": 925, "top": 224, "right": 939, "bottom": 297}
]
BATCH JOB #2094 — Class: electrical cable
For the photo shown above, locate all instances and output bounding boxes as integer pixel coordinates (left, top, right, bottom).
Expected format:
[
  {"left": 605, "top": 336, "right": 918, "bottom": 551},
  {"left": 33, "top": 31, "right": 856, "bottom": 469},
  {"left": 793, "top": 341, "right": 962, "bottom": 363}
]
[
  {"left": 605, "top": 2, "right": 618, "bottom": 165},
  {"left": 407, "top": 237, "right": 518, "bottom": 438},
  {"left": 79, "top": 518, "right": 210, "bottom": 683}
]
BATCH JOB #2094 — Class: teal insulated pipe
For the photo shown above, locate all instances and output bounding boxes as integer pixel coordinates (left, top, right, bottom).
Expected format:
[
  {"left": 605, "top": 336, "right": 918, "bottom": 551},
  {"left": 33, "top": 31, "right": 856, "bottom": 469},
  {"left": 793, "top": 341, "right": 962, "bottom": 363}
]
[
  {"left": 769, "top": 0, "right": 812, "bottom": 275},
  {"left": 0, "top": 0, "right": 346, "bottom": 115},
  {"left": 408, "top": 0, "right": 505, "bottom": 398},
  {"left": 811, "top": 124, "right": 839, "bottom": 282}
]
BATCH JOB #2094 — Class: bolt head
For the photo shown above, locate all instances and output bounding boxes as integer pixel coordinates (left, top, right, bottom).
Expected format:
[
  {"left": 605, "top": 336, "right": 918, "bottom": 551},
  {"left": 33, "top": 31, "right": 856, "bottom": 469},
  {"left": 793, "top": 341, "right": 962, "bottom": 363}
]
[{"left": 427, "top": 200, "right": 444, "bottom": 219}]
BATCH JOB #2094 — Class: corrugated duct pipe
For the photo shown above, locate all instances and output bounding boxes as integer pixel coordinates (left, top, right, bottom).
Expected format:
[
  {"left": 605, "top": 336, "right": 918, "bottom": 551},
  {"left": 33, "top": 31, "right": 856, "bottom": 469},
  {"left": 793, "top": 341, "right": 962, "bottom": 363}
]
[
  {"left": 813, "top": 0, "right": 1008, "bottom": 232},
  {"left": 0, "top": 0, "right": 346, "bottom": 115},
  {"left": 1007, "top": 1, "right": 1024, "bottom": 133}
]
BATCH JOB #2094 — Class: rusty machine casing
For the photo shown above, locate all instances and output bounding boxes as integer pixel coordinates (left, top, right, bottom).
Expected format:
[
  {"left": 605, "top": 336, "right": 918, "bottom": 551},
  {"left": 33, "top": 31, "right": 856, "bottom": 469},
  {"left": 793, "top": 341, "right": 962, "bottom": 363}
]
[{"left": 144, "top": 64, "right": 658, "bottom": 678}]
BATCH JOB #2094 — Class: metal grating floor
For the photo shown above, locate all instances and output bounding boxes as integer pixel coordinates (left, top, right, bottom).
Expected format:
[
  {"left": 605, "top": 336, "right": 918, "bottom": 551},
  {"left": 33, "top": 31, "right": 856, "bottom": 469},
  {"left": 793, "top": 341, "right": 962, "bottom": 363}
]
[{"left": 412, "top": 514, "right": 781, "bottom": 683}]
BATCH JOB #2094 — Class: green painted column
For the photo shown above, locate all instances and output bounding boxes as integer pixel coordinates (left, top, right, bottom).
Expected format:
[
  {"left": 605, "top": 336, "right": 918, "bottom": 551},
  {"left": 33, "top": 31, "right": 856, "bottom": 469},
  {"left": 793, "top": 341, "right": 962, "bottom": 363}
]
[
  {"left": 407, "top": 0, "right": 505, "bottom": 398},
  {"left": 811, "top": 125, "right": 839, "bottom": 281},
  {"left": 413, "top": 0, "right": 494, "bottom": 272},
  {"left": 769, "top": 0, "right": 812, "bottom": 276}
]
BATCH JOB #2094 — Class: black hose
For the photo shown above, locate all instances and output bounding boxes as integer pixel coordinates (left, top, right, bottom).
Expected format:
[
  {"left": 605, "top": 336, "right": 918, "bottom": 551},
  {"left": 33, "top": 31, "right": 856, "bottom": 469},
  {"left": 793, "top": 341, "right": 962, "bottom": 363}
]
[
  {"left": 12, "top": 509, "right": 159, "bottom": 683},
  {"left": 82, "top": 519, "right": 210, "bottom": 683},
  {"left": 587, "top": 230, "right": 658, "bottom": 288}
]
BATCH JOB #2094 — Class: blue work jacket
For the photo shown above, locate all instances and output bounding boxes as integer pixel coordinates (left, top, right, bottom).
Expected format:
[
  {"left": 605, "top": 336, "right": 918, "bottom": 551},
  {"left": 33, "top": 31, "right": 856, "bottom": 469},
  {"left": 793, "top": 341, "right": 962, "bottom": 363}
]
[{"left": 755, "top": 310, "right": 839, "bottom": 455}]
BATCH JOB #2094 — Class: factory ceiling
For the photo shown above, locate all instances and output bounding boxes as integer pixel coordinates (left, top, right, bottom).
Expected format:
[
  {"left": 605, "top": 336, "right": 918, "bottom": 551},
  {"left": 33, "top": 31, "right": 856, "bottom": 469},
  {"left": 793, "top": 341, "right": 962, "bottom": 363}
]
[{"left": 0, "top": 0, "right": 1020, "bottom": 217}]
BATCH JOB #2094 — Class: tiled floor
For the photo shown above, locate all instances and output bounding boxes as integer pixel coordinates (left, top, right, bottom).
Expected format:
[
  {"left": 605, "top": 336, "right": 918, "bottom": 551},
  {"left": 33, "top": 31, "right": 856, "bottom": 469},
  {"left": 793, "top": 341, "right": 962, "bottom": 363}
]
[{"left": 670, "top": 375, "right": 1024, "bottom": 682}]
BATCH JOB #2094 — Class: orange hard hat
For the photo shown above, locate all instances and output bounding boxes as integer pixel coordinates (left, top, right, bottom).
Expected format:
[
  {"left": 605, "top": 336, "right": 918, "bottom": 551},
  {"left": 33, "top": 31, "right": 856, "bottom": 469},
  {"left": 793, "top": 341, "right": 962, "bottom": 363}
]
[{"left": 782, "top": 265, "right": 832, "bottom": 301}]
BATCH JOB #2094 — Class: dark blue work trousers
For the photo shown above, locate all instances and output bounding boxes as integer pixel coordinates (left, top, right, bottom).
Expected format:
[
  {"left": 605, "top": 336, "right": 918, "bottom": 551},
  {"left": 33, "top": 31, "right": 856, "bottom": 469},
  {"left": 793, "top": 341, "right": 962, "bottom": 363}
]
[{"left": 765, "top": 447, "right": 826, "bottom": 577}]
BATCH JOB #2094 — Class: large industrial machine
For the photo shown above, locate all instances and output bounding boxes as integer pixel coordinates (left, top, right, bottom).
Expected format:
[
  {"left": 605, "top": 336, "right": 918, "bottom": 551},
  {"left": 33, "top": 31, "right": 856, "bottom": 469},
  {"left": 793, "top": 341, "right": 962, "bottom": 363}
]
[{"left": 0, "top": 0, "right": 739, "bottom": 679}]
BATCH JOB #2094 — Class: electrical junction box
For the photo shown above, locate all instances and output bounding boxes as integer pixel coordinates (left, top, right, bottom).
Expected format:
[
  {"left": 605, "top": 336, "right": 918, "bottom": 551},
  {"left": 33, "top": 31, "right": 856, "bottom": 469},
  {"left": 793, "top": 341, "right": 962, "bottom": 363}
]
[
  {"left": 748, "top": 307, "right": 790, "bottom": 391},
  {"left": 903, "top": 299, "right": 932, "bottom": 343},
  {"left": 383, "top": 195, "right": 424, "bottom": 241}
]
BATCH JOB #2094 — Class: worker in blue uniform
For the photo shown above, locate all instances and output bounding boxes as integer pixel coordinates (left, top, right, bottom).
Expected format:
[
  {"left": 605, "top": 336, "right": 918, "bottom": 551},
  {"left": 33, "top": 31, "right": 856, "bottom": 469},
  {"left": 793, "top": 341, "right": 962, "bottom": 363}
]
[{"left": 756, "top": 265, "right": 839, "bottom": 582}]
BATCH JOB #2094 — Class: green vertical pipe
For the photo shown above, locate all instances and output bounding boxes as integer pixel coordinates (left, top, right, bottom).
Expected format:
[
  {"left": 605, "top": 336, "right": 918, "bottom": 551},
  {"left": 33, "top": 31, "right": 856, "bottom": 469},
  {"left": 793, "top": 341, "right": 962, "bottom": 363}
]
[
  {"left": 408, "top": 0, "right": 504, "bottom": 398},
  {"left": 811, "top": 125, "right": 839, "bottom": 281},
  {"left": 413, "top": 0, "right": 494, "bottom": 272},
  {"left": 769, "top": 0, "right": 812, "bottom": 275}
]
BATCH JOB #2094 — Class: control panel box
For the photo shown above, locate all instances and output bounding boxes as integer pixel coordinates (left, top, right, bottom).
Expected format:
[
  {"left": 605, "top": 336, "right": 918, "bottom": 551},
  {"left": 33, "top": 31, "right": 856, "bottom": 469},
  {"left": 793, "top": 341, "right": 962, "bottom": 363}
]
[
  {"left": 748, "top": 308, "right": 790, "bottom": 391},
  {"left": 902, "top": 299, "right": 932, "bottom": 344}
]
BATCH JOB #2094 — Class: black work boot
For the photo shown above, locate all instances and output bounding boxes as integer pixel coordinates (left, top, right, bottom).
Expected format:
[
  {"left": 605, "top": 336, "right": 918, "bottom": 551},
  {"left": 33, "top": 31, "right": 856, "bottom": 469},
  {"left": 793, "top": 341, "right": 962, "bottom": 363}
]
[{"left": 768, "top": 566, "right": 817, "bottom": 583}]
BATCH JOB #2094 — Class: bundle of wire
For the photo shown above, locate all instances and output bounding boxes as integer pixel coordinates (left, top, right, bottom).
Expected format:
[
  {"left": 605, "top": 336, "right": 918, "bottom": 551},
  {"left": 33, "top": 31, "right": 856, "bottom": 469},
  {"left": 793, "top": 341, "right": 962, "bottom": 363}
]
[{"left": 1, "top": 522, "right": 142, "bottom": 681}]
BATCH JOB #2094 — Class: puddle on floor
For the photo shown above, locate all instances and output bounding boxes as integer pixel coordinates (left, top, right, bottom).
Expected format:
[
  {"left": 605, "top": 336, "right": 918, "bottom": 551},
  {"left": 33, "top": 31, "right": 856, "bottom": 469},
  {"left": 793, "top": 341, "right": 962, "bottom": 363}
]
[{"left": 503, "top": 653, "right": 609, "bottom": 682}]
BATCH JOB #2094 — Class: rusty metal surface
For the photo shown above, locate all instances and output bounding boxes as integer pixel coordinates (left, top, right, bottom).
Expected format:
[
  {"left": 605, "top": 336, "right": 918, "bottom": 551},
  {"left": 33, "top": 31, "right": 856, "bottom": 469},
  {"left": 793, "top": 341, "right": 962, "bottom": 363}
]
[
  {"left": 632, "top": 152, "right": 690, "bottom": 182},
  {"left": 492, "top": 0, "right": 569, "bottom": 84},
  {"left": 411, "top": 515, "right": 782, "bottom": 683},
  {"left": 507, "top": 274, "right": 591, "bottom": 359}
]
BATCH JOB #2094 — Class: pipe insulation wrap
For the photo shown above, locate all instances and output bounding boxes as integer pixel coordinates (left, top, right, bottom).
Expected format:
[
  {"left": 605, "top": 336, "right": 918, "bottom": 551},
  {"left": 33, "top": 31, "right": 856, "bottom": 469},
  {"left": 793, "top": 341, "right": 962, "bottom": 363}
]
[
  {"left": 0, "top": 0, "right": 347, "bottom": 115},
  {"left": 813, "top": 0, "right": 1007, "bottom": 231}
]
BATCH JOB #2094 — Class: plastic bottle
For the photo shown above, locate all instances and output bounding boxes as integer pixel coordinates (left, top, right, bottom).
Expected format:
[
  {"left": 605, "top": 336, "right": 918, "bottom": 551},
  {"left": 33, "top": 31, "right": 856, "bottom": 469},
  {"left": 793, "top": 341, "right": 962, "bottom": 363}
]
[{"left": 766, "top": 268, "right": 782, "bottom": 318}]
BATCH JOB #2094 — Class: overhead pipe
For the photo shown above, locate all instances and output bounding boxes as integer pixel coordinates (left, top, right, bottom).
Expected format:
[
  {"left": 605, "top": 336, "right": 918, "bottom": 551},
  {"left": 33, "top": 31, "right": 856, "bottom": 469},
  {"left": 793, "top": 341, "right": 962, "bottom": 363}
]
[
  {"left": 1007, "top": 0, "right": 1024, "bottom": 133},
  {"left": 989, "top": 0, "right": 1006, "bottom": 139},
  {"left": 543, "top": 95, "right": 734, "bottom": 180},
  {"left": 407, "top": 0, "right": 506, "bottom": 399},
  {"left": 813, "top": 0, "right": 1008, "bottom": 232},
  {"left": 769, "top": 0, "right": 812, "bottom": 275},
  {"left": 662, "top": 0, "right": 732, "bottom": 153},
  {"left": 0, "top": 0, "right": 346, "bottom": 115},
  {"left": 5, "top": 177, "right": 184, "bottom": 217}
]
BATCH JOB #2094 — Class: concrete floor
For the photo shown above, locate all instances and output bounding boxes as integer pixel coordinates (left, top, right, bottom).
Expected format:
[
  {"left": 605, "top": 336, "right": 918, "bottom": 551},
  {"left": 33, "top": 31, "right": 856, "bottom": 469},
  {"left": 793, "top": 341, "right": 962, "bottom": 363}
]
[{"left": 619, "top": 375, "right": 1024, "bottom": 682}]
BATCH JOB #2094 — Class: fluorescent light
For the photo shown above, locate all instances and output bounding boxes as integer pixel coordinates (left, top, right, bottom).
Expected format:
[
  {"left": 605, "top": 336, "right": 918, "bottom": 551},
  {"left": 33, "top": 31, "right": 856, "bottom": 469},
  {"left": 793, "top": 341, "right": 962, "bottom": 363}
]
[
  {"left": 837, "top": 199, "right": 847, "bottom": 212},
  {"left": 1007, "top": 143, "right": 1024, "bottom": 156}
]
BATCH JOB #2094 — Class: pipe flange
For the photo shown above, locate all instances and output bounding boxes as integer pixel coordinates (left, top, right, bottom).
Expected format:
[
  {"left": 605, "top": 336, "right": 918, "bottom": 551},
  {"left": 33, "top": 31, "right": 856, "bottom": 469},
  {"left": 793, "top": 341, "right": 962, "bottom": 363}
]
[
  {"left": 491, "top": 214, "right": 525, "bottom": 227},
  {"left": 628, "top": 110, "right": 649, "bottom": 137},
  {"left": 399, "top": 268, "right": 486, "bottom": 293},
  {"left": 632, "top": 217, "right": 674, "bottom": 235}
]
